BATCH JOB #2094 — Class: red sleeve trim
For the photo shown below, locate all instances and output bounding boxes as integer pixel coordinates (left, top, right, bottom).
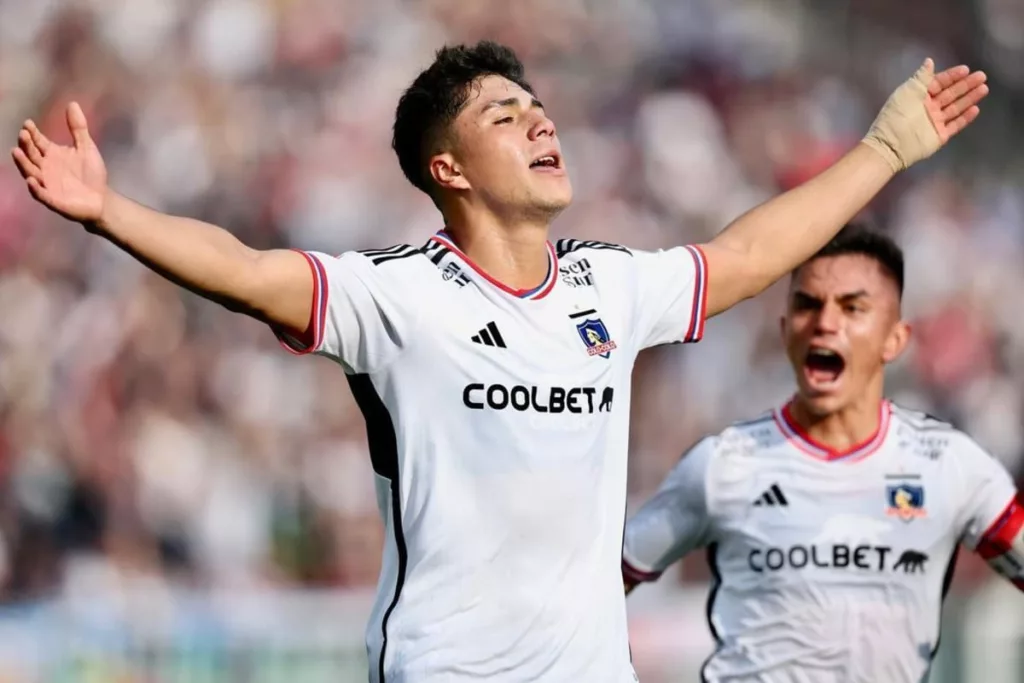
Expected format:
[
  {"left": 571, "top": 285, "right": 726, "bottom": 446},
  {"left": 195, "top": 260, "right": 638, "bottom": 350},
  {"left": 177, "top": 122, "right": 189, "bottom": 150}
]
[
  {"left": 622, "top": 557, "right": 662, "bottom": 585},
  {"left": 977, "top": 496, "right": 1024, "bottom": 560},
  {"left": 682, "top": 245, "right": 708, "bottom": 343},
  {"left": 275, "top": 250, "right": 328, "bottom": 355}
]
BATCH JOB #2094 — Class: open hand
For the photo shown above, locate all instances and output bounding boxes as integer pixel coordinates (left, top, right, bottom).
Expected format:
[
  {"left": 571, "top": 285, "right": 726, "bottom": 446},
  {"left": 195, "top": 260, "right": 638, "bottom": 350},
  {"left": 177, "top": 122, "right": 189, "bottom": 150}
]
[
  {"left": 11, "top": 102, "right": 108, "bottom": 224},
  {"left": 924, "top": 61, "right": 988, "bottom": 143}
]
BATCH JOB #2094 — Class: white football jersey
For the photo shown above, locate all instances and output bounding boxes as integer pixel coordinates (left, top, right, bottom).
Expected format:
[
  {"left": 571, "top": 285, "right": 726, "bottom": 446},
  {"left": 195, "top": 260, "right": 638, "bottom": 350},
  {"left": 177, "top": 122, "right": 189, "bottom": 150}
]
[
  {"left": 623, "top": 401, "right": 1019, "bottom": 683},
  {"left": 275, "top": 230, "right": 708, "bottom": 683}
]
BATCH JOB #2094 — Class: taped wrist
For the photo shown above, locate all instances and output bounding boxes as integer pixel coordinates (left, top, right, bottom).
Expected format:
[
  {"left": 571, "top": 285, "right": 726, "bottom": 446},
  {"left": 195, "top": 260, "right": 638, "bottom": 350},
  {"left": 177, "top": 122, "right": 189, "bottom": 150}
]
[{"left": 861, "top": 61, "right": 941, "bottom": 173}]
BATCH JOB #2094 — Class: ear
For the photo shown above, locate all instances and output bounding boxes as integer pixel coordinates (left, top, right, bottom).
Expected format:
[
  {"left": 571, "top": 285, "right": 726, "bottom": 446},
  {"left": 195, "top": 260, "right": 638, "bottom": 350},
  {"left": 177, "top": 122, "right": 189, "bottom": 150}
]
[
  {"left": 882, "top": 320, "right": 912, "bottom": 364},
  {"left": 429, "top": 152, "right": 471, "bottom": 193}
]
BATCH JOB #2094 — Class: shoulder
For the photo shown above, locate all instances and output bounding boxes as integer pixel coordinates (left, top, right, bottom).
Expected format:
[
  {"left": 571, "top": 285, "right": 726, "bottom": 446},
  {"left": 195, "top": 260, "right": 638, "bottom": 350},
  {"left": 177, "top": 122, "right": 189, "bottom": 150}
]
[
  {"left": 889, "top": 402, "right": 957, "bottom": 434},
  {"left": 889, "top": 402, "right": 992, "bottom": 465},
  {"left": 671, "top": 411, "right": 779, "bottom": 474},
  {"left": 323, "top": 240, "right": 467, "bottom": 288},
  {"left": 555, "top": 238, "right": 633, "bottom": 259},
  {"left": 717, "top": 410, "right": 783, "bottom": 455}
]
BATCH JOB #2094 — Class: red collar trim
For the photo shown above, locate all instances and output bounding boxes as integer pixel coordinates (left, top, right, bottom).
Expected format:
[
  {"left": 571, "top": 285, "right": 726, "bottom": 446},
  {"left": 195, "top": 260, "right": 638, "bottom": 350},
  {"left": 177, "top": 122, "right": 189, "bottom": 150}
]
[
  {"left": 774, "top": 400, "right": 891, "bottom": 462},
  {"left": 431, "top": 231, "right": 558, "bottom": 300}
]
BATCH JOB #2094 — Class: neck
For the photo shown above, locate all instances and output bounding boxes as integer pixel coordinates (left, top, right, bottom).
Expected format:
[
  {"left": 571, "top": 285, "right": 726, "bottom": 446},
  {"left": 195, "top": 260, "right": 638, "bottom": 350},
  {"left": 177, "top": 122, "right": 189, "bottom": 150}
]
[
  {"left": 788, "top": 381, "right": 886, "bottom": 453},
  {"left": 443, "top": 208, "right": 552, "bottom": 290}
]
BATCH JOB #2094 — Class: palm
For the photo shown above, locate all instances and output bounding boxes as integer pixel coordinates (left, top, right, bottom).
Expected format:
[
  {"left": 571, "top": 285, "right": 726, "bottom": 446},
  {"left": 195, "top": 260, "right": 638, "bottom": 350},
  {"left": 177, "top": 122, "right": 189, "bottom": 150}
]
[
  {"left": 11, "top": 103, "right": 108, "bottom": 223},
  {"left": 923, "top": 64, "right": 989, "bottom": 144}
]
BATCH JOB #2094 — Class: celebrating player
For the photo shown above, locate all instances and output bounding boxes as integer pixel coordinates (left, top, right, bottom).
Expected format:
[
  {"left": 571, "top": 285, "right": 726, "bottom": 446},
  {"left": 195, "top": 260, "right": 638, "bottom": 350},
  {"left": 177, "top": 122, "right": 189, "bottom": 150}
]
[
  {"left": 12, "top": 41, "right": 988, "bottom": 683},
  {"left": 622, "top": 226, "right": 1023, "bottom": 683}
]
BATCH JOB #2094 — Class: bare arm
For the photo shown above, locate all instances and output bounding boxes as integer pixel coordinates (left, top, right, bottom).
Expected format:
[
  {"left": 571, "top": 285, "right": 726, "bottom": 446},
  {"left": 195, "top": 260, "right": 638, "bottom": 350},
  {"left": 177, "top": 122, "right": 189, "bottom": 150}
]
[
  {"left": 93, "top": 192, "right": 311, "bottom": 331},
  {"left": 698, "top": 59, "right": 989, "bottom": 318},
  {"left": 12, "top": 103, "right": 311, "bottom": 334}
]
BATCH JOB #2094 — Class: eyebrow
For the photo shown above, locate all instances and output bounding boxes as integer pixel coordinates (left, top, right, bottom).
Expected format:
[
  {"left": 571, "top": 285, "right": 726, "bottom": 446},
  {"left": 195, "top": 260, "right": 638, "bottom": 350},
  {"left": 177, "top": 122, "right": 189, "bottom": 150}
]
[
  {"left": 792, "top": 289, "right": 871, "bottom": 303},
  {"left": 480, "top": 96, "right": 545, "bottom": 114}
]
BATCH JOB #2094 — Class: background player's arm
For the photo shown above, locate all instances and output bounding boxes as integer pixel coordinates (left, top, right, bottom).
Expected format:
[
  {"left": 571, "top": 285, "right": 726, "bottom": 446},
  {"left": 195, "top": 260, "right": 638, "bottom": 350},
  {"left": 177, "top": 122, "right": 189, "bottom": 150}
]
[
  {"left": 956, "top": 436, "right": 1024, "bottom": 592},
  {"left": 622, "top": 437, "right": 715, "bottom": 594},
  {"left": 975, "top": 496, "right": 1024, "bottom": 592},
  {"left": 696, "top": 60, "right": 988, "bottom": 318},
  {"left": 12, "top": 103, "right": 312, "bottom": 337}
]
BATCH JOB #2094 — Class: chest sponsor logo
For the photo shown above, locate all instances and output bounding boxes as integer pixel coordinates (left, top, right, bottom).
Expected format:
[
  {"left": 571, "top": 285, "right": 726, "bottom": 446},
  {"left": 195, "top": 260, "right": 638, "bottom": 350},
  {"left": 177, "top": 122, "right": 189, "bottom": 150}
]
[
  {"left": 885, "top": 475, "right": 926, "bottom": 522},
  {"left": 748, "top": 545, "right": 930, "bottom": 575},
  {"left": 463, "top": 383, "right": 614, "bottom": 414}
]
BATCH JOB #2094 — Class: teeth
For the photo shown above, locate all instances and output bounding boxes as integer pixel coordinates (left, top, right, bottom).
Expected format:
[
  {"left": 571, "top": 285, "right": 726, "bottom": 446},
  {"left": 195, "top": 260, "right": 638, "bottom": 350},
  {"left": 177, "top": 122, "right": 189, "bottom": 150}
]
[
  {"left": 533, "top": 156, "right": 556, "bottom": 167},
  {"left": 809, "top": 348, "right": 838, "bottom": 357}
]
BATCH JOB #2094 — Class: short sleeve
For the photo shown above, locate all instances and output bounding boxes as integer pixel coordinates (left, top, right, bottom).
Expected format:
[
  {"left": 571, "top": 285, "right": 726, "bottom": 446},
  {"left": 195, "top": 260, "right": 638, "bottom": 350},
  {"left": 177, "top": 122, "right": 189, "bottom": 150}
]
[
  {"left": 273, "top": 250, "right": 420, "bottom": 374},
  {"left": 630, "top": 245, "right": 708, "bottom": 350},
  {"left": 954, "top": 435, "right": 1019, "bottom": 551},
  {"left": 622, "top": 437, "right": 715, "bottom": 584}
]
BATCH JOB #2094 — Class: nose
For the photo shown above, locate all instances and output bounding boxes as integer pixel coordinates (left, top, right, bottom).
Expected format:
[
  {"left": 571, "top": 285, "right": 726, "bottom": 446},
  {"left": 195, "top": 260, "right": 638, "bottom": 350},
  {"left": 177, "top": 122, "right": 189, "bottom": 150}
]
[
  {"left": 528, "top": 111, "right": 556, "bottom": 140},
  {"left": 814, "top": 301, "right": 842, "bottom": 334}
]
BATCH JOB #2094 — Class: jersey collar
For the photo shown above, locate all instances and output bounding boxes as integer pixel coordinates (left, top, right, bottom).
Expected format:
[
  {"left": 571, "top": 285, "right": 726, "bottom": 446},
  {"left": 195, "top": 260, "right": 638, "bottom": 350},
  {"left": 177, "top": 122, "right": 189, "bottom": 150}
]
[
  {"left": 775, "top": 400, "right": 891, "bottom": 462},
  {"left": 431, "top": 230, "right": 558, "bottom": 300}
]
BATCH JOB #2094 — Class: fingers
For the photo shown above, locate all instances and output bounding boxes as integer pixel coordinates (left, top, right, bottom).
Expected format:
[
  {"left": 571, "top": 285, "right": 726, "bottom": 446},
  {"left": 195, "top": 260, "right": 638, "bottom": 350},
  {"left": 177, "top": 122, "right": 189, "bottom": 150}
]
[
  {"left": 934, "top": 71, "right": 988, "bottom": 108},
  {"left": 66, "top": 102, "right": 92, "bottom": 149},
  {"left": 18, "top": 129, "right": 44, "bottom": 168},
  {"left": 928, "top": 65, "right": 970, "bottom": 95},
  {"left": 11, "top": 146, "right": 42, "bottom": 181},
  {"left": 944, "top": 105, "right": 981, "bottom": 137},
  {"left": 941, "top": 82, "right": 989, "bottom": 121},
  {"left": 24, "top": 120, "right": 51, "bottom": 155}
]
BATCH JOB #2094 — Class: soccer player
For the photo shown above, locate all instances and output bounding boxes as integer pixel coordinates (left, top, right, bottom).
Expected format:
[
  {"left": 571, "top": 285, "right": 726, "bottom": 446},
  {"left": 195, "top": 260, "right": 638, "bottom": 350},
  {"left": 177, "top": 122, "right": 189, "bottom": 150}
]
[
  {"left": 12, "top": 41, "right": 988, "bottom": 682},
  {"left": 622, "top": 226, "right": 1024, "bottom": 682}
]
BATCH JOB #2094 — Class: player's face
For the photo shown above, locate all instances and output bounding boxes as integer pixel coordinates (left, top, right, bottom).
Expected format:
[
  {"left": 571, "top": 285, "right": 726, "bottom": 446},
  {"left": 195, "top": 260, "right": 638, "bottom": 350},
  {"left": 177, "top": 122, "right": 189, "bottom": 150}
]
[
  {"left": 431, "top": 75, "right": 572, "bottom": 220},
  {"left": 781, "top": 254, "right": 910, "bottom": 416}
]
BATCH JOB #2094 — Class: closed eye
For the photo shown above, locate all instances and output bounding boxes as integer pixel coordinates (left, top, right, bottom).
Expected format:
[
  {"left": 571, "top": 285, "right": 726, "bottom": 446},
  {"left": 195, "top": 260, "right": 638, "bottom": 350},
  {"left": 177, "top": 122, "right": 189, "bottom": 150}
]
[{"left": 494, "top": 116, "right": 513, "bottom": 125}]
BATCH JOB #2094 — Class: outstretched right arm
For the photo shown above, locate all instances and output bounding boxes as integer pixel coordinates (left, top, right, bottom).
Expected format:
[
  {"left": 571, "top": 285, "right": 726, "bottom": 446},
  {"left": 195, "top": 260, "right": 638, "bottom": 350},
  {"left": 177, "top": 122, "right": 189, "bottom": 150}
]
[
  {"left": 90, "top": 193, "right": 312, "bottom": 334},
  {"left": 11, "top": 103, "right": 311, "bottom": 338}
]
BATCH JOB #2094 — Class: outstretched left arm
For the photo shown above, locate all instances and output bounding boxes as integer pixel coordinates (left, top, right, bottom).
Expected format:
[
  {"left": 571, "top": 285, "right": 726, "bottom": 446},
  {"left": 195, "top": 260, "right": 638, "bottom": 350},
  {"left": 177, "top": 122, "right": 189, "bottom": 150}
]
[
  {"left": 697, "top": 59, "right": 988, "bottom": 318},
  {"left": 976, "top": 496, "right": 1024, "bottom": 592}
]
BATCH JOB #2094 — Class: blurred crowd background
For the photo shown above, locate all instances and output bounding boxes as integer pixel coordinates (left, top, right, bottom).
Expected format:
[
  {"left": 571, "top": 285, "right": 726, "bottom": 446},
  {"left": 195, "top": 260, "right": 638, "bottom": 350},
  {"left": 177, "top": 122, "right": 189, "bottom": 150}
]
[{"left": 2, "top": 0, "right": 1024, "bottom": 680}]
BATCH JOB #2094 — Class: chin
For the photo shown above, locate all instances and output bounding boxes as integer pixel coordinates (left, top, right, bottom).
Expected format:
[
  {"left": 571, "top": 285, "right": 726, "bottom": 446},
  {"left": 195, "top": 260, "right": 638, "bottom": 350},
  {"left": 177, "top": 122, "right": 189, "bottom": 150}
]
[
  {"left": 528, "top": 194, "right": 572, "bottom": 220},
  {"left": 796, "top": 388, "right": 854, "bottom": 418}
]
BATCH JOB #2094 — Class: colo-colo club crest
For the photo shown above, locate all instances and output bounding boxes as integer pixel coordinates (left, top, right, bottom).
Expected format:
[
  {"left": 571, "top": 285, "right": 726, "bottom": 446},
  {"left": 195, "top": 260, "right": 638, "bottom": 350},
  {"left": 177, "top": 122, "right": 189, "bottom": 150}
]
[{"left": 571, "top": 309, "right": 617, "bottom": 359}]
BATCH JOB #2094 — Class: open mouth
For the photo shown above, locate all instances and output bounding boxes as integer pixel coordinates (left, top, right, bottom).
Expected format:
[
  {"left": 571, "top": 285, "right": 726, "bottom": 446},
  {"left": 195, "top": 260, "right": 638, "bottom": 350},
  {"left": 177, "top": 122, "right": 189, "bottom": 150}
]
[
  {"left": 529, "top": 153, "right": 561, "bottom": 171},
  {"left": 803, "top": 346, "right": 846, "bottom": 386}
]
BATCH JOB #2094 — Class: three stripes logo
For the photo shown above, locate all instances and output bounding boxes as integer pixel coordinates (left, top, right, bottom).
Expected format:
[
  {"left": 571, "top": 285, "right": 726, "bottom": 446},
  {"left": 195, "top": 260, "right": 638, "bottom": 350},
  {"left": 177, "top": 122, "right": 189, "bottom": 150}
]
[
  {"left": 359, "top": 244, "right": 419, "bottom": 266},
  {"left": 753, "top": 483, "right": 789, "bottom": 507},
  {"left": 555, "top": 238, "right": 632, "bottom": 258},
  {"left": 471, "top": 322, "right": 507, "bottom": 348}
]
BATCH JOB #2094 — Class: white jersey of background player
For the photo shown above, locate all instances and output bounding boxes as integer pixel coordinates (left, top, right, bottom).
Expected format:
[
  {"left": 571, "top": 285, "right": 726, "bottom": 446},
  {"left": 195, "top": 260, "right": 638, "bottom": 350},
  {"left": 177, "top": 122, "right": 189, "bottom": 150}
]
[
  {"left": 623, "top": 227, "right": 1024, "bottom": 683},
  {"left": 14, "top": 36, "right": 990, "bottom": 683}
]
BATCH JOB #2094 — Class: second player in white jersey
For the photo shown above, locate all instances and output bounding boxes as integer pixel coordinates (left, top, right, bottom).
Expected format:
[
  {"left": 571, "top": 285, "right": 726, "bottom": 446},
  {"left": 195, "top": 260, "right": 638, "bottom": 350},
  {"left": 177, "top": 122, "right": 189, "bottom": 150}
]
[
  {"left": 279, "top": 231, "right": 706, "bottom": 682},
  {"left": 625, "top": 402, "right": 1020, "bottom": 682},
  {"left": 623, "top": 227, "right": 1024, "bottom": 683}
]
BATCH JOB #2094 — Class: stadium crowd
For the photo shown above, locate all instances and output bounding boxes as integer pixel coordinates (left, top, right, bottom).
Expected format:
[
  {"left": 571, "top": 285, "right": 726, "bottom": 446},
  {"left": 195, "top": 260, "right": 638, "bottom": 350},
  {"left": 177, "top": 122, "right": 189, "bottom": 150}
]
[{"left": 1, "top": 0, "right": 1023, "bottom": 606}]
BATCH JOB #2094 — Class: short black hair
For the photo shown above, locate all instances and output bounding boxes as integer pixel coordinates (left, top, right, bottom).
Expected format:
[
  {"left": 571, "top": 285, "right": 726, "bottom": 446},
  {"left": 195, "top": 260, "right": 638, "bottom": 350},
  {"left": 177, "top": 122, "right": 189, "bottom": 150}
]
[
  {"left": 794, "top": 224, "right": 905, "bottom": 296},
  {"left": 392, "top": 41, "right": 535, "bottom": 198}
]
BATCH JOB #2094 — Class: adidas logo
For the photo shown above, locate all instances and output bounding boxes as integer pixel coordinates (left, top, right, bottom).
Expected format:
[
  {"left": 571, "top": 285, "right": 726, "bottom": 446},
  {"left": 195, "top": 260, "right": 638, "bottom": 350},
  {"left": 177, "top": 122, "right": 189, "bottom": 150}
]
[
  {"left": 471, "top": 322, "right": 507, "bottom": 348},
  {"left": 753, "top": 483, "right": 789, "bottom": 507}
]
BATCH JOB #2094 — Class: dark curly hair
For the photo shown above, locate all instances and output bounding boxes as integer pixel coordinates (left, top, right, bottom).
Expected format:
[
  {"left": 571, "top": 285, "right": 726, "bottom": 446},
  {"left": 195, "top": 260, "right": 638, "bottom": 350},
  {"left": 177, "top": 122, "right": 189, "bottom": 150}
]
[
  {"left": 794, "top": 223, "right": 905, "bottom": 297},
  {"left": 392, "top": 41, "right": 535, "bottom": 198}
]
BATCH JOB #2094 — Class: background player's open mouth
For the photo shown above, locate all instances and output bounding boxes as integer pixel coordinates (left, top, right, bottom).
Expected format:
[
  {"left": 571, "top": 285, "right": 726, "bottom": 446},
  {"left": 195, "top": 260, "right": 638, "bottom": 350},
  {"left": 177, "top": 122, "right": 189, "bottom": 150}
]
[{"left": 804, "top": 347, "right": 845, "bottom": 385}]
